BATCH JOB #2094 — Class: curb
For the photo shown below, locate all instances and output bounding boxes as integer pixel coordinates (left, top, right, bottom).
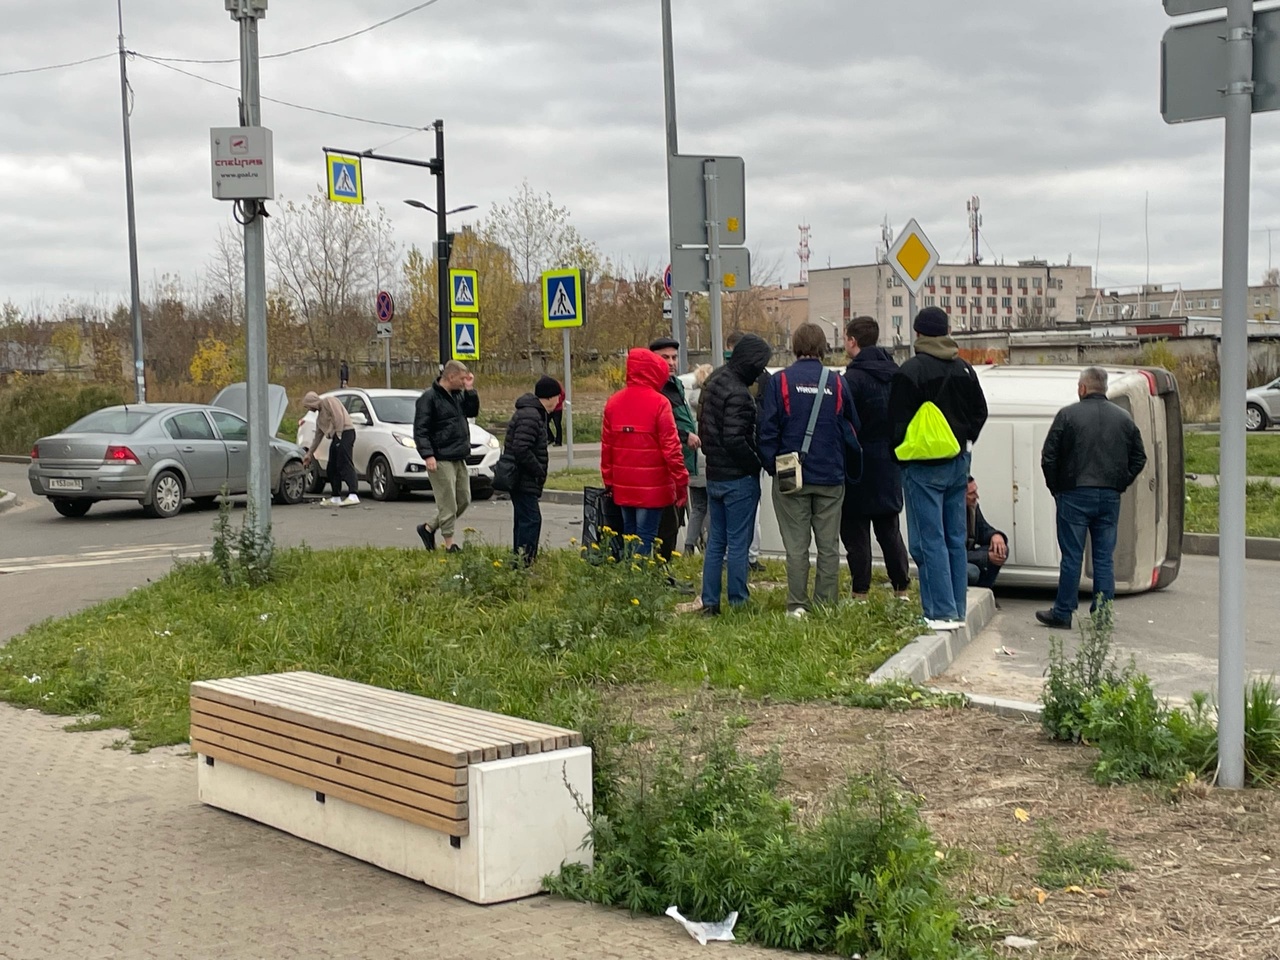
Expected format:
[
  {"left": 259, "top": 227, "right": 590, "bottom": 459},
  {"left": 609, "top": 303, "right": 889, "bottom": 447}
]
[
  {"left": 868, "top": 588, "right": 998, "bottom": 687},
  {"left": 542, "top": 489, "right": 584, "bottom": 506},
  {"left": 947, "top": 692, "right": 1043, "bottom": 721},
  {"left": 1183, "top": 532, "right": 1280, "bottom": 561},
  {"left": 0, "top": 455, "right": 31, "bottom": 464},
  {"left": 0, "top": 491, "right": 16, "bottom": 514}
]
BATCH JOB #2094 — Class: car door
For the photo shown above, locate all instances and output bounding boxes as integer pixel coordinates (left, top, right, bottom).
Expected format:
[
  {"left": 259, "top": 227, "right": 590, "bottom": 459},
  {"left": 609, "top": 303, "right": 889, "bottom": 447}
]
[
  {"left": 209, "top": 410, "right": 250, "bottom": 493},
  {"left": 165, "top": 411, "right": 227, "bottom": 496},
  {"left": 1264, "top": 378, "right": 1280, "bottom": 419},
  {"left": 343, "top": 393, "right": 374, "bottom": 478}
]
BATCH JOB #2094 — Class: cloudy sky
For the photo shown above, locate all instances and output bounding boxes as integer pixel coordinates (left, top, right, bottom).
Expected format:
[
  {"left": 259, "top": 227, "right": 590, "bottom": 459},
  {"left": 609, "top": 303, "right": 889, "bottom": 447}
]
[{"left": 3, "top": 0, "right": 1280, "bottom": 309}]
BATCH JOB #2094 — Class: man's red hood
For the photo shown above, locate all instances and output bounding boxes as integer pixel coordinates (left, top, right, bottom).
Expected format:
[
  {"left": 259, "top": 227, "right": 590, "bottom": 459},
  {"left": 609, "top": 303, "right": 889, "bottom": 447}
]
[{"left": 624, "top": 347, "right": 670, "bottom": 391}]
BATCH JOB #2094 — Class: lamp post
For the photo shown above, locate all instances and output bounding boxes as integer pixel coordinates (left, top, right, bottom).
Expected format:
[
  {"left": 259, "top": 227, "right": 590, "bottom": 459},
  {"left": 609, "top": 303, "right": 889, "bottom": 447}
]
[
  {"left": 816, "top": 315, "right": 841, "bottom": 351},
  {"left": 403, "top": 197, "right": 477, "bottom": 367}
]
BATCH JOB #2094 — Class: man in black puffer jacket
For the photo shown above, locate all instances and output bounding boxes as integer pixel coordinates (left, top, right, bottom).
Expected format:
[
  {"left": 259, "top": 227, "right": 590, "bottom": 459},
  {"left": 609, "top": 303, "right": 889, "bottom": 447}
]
[
  {"left": 414, "top": 360, "right": 480, "bottom": 552},
  {"left": 697, "top": 333, "right": 772, "bottom": 614},
  {"left": 503, "top": 376, "right": 560, "bottom": 564},
  {"left": 840, "top": 316, "right": 911, "bottom": 600}
]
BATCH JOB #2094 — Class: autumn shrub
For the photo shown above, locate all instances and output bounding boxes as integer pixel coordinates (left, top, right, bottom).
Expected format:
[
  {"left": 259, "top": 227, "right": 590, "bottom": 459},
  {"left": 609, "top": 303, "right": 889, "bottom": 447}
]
[{"left": 0, "top": 377, "right": 127, "bottom": 455}]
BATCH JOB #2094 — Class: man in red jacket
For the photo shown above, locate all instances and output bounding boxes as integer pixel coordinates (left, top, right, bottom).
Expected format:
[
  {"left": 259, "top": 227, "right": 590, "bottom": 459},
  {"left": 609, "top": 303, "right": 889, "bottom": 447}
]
[{"left": 601, "top": 348, "right": 690, "bottom": 556}]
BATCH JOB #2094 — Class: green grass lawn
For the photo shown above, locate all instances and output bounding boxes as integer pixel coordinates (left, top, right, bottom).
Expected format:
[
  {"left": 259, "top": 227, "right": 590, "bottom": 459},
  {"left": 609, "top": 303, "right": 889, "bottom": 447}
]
[
  {"left": 543, "top": 467, "right": 604, "bottom": 492},
  {"left": 1183, "top": 432, "right": 1280, "bottom": 477},
  {"left": 1185, "top": 481, "right": 1280, "bottom": 538},
  {"left": 0, "top": 545, "right": 925, "bottom": 750}
]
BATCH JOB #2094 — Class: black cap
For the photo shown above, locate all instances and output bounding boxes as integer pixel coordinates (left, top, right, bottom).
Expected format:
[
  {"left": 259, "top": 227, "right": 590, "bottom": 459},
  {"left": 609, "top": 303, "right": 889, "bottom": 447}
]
[
  {"left": 534, "top": 376, "right": 561, "bottom": 399},
  {"left": 649, "top": 336, "right": 680, "bottom": 351}
]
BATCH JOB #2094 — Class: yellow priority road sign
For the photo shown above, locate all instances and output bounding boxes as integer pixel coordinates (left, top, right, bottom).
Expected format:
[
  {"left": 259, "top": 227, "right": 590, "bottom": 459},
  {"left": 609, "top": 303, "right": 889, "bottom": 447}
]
[
  {"left": 886, "top": 218, "right": 938, "bottom": 296},
  {"left": 326, "top": 154, "right": 363, "bottom": 204}
]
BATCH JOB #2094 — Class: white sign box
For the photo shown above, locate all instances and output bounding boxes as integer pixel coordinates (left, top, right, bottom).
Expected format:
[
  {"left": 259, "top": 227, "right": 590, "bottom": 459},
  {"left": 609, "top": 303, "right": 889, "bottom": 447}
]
[{"left": 210, "top": 126, "right": 275, "bottom": 201}]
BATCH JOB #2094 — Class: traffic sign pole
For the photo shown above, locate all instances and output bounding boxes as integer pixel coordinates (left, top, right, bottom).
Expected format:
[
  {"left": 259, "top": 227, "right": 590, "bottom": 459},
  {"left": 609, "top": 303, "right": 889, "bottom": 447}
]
[
  {"left": 907, "top": 290, "right": 917, "bottom": 357},
  {"left": 660, "top": 0, "right": 688, "bottom": 374},
  {"left": 704, "top": 159, "right": 725, "bottom": 368},
  {"left": 563, "top": 328, "right": 574, "bottom": 470}
]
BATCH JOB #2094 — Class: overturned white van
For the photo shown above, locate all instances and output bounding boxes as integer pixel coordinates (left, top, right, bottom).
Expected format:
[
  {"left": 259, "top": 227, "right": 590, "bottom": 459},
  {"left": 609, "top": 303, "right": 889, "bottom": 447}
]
[{"left": 754, "top": 364, "right": 1184, "bottom": 595}]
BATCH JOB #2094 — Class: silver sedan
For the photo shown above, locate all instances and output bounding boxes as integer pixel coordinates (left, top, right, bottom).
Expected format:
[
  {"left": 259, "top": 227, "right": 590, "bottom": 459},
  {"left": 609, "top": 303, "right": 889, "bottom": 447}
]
[{"left": 28, "top": 403, "right": 309, "bottom": 519}]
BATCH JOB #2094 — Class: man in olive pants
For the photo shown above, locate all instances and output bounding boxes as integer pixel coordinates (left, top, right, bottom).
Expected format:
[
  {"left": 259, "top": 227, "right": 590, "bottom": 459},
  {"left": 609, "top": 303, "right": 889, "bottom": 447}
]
[{"left": 413, "top": 360, "right": 479, "bottom": 553}]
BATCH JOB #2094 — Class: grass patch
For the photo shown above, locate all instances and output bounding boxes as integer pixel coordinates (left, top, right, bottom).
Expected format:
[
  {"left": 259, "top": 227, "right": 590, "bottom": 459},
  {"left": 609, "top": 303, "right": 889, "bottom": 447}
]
[
  {"left": 0, "top": 544, "right": 925, "bottom": 750},
  {"left": 1033, "top": 824, "right": 1131, "bottom": 890},
  {"left": 1183, "top": 431, "right": 1280, "bottom": 477},
  {"left": 543, "top": 467, "right": 604, "bottom": 492},
  {"left": 1185, "top": 481, "right": 1280, "bottom": 537}
]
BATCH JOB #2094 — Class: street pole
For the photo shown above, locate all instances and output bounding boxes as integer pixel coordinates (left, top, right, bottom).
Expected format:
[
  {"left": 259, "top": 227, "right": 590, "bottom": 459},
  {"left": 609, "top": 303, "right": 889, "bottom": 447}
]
[
  {"left": 660, "top": 0, "right": 688, "bottom": 373},
  {"left": 563, "top": 328, "right": 574, "bottom": 469},
  {"left": 1217, "top": 0, "right": 1252, "bottom": 790},
  {"left": 117, "top": 0, "right": 145, "bottom": 402},
  {"left": 385, "top": 336, "right": 392, "bottom": 389},
  {"left": 704, "top": 159, "right": 725, "bottom": 367},
  {"left": 907, "top": 290, "right": 917, "bottom": 357},
  {"left": 434, "top": 120, "right": 450, "bottom": 370},
  {"left": 231, "top": 0, "right": 272, "bottom": 544}
]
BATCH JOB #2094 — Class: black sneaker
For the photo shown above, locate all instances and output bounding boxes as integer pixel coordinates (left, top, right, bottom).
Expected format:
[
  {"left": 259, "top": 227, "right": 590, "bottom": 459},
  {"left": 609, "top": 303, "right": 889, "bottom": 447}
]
[
  {"left": 416, "top": 523, "right": 436, "bottom": 551},
  {"left": 447, "top": 543, "right": 462, "bottom": 554},
  {"left": 700, "top": 604, "right": 721, "bottom": 617},
  {"left": 748, "top": 559, "right": 765, "bottom": 573},
  {"left": 665, "top": 575, "right": 696, "bottom": 595},
  {"left": 1035, "top": 609, "right": 1072, "bottom": 630}
]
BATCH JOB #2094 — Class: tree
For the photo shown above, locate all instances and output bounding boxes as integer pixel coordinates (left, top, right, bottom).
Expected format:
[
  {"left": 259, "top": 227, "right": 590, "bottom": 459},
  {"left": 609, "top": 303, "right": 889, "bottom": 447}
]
[
  {"left": 488, "top": 180, "right": 599, "bottom": 369},
  {"left": 90, "top": 323, "right": 125, "bottom": 384},
  {"left": 188, "top": 335, "right": 239, "bottom": 387},
  {"left": 50, "top": 323, "right": 83, "bottom": 372}
]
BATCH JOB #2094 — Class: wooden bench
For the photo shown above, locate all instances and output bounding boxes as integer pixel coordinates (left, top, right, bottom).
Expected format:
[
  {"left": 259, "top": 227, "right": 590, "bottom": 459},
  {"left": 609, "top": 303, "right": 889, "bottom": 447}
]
[{"left": 190, "top": 671, "right": 593, "bottom": 903}]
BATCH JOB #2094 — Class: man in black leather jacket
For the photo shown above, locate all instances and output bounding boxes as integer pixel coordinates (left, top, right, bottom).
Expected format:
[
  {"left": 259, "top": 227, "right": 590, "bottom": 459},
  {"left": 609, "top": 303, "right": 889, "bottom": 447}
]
[
  {"left": 1037, "top": 366, "right": 1147, "bottom": 628},
  {"left": 413, "top": 360, "right": 480, "bottom": 553}
]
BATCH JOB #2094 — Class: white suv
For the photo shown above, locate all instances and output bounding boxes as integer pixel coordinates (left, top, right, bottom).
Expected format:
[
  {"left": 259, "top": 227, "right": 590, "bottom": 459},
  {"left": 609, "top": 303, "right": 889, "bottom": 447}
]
[{"left": 297, "top": 388, "right": 501, "bottom": 501}]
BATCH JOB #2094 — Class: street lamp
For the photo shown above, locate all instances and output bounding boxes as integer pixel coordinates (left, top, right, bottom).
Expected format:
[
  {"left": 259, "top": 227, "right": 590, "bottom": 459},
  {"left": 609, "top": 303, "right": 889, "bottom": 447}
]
[
  {"left": 404, "top": 197, "right": 478, "bottom": 367},
  {"left": 404, "top": 200, "right": 477, "bottom": 217},
  {"left": 816, "top": 315, "right": 841, "bottom": 350}
]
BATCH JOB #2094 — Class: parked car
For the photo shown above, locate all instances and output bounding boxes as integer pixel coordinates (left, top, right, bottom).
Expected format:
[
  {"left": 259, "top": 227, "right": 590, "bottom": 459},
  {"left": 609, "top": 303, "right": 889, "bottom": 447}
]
[
  {"left": 1246, "top": 377, "right": 1280, "bottom": 431},
  {"left": 296, "top": 388, "right": 501, "bottom": 501},
  {"left": 27, "top": 384, "right": 309, "bottom": 519}
]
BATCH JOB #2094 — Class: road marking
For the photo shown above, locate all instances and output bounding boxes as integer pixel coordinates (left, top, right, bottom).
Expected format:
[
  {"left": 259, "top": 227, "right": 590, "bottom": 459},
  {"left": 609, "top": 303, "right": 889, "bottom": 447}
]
[{"left": 0, "top": 544, "right": 209, "bottom": 574}]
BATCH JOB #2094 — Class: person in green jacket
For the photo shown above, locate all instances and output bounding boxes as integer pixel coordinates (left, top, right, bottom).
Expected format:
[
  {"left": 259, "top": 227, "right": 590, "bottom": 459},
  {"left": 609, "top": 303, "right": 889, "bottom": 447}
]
[{"left": 650, "top": 337, "right": 699, "bottom": 563}]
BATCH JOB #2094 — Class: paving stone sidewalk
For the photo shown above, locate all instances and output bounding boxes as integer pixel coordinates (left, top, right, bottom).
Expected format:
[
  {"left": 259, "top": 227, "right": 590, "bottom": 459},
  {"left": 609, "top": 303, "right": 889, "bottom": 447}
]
[{"left": 0, "top": 705, "right": 776, "bottom": 960}]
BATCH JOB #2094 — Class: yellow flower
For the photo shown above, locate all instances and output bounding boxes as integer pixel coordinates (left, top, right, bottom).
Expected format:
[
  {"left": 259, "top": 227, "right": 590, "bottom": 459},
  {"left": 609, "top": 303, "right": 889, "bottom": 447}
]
[
  {"left": 670, "top": 550, "right": 682, "bottom": 558},
  {"left": 493, "top": 561, "right": 503, "bottom": 568},
  {"left": 569, "top": 537, "right": 578, "bottom": 545},
  {"left": 607, "top": 556, "right": 617, "bottom": 563},
  {"left": 631, "top": 598, "right": 640, "bottom": 605}
]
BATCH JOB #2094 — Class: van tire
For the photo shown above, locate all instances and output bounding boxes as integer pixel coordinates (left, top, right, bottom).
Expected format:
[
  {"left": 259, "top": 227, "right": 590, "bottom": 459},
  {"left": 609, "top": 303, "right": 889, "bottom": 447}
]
[{"left": 1246, "top": 403, "right": 1269, "bottom": 432}]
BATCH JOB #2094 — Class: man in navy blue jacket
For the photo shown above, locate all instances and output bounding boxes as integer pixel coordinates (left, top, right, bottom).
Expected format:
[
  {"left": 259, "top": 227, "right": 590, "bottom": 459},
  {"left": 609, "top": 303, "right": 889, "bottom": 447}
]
[{"left": 760, "top": 322, "right": 860, "bottom": 617}]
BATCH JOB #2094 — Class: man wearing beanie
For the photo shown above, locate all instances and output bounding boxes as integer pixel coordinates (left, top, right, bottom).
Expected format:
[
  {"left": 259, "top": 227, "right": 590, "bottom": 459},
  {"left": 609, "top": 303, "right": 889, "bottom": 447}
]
[
  {"left": 649, "top": 336, "right": 700, "bottom": 564},
  {"left": 500, "top": 376, "right": 559, "bottom": 563},
  {"left": 888, "top": 306, "right": 988, "bottom": 630}
]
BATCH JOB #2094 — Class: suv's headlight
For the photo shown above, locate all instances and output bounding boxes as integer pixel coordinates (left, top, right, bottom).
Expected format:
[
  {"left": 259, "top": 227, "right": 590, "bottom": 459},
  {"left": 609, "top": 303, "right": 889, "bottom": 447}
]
[
  {"left": 486, "top": 435, "right": 500, "bottom": 450},
  {"left": 393, "top": 432, "right": 417, "bottom": 449}
]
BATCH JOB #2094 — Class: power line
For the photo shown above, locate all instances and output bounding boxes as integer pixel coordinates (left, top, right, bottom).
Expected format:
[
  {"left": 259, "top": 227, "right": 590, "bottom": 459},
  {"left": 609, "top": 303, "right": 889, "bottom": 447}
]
[
  {"left": 141, "top": 0, "right": 445, "bottom": 65},
  {"left": 133, "top": 55, "right": 428, "bottom": 131},
  {"left": 0, "top": 52, "right": 115, "bottom": 78}
]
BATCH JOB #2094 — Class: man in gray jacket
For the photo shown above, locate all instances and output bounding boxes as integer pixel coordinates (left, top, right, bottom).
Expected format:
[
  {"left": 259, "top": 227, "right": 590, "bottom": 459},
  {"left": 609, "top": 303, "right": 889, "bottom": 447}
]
[{"left": 1037, "top": 366, "right": 1147, "bottom": 629}]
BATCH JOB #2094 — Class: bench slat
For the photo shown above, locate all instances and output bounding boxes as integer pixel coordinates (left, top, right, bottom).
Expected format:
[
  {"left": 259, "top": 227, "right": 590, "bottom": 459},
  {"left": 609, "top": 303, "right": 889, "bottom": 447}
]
[
  {"left": 191, "top": 698, "right": 467, "bottom": 787},
  {"left": 191, "top": 683, "right": 471, "bottom": 767},
  {"left": 191, "top": 727, "right": 468, "bottom": 822},
  {"left": 263, "top": 673, "right": 555, "bottom": 756},
  {"left": 193, "top": 739, "right": 468, "bottom": 838},
  {"left": 191, "top": 708, "right": 468, "bottom": 804}
]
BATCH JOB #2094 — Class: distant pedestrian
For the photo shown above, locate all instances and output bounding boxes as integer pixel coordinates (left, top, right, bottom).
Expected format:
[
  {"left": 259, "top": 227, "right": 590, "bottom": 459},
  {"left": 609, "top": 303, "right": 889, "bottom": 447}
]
[
  {"left": 301, "top": 391, "right": 359, "bottom": 506},
  {"left": 503, "top": 376, "right": 560, "bottom": 564},
  {"left": 965, "top": 477, "right": 1008, "bottom": 590},
  {"left": 339, "top": 358, "right": 349, "bottom": 388},
  {"left": 760, "top": 323, "right": 860, "bottom": 617},
  {"left": 600, "top": 348, "right": 689, "bottom": 557},
  {"left": 697, "top": 333, "right": 772, "bottom": 614},
  {"left": 839, "top": 316, "right": 911, "bottom": 601},
  {"left": 547, "top": 383, "right": 565, "bottom": 446},
  {"left": 1037, "top": 367, "right": 1147, "bottom": 629},
  {"left": 413, "top": 360, "right": 480, "bottom": 553},
  {"left": 650, "top": 336, "right": 701, "bottom": 563},
  {"left": 889, "top": 307, "right": 988, "bottom": 630}
]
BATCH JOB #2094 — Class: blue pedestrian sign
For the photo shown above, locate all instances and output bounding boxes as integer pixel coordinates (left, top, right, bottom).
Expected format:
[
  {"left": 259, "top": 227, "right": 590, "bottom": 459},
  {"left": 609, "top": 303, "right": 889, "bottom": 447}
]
[
  {"left": 449, "top": 268, "right": 479, "bottom": 314},
  {"left": 326, "top": 154, "right": 363, "bottom": 204},
  {"left": 451, "top": 318, "right": 479, "bottom": 361},
  {"left": 542, "top": 268, "right": 585, "bottom": 329}
]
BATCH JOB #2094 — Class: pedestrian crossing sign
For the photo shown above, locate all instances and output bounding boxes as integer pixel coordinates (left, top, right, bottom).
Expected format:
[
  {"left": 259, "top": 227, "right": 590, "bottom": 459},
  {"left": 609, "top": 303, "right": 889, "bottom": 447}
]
[
  {"left": 452, "top": 319, "right": 479, "bottom": 361},
  {"left": 541, "top": 268, "right": 585, "bottom": 328},
  {"left": 326, "top": 154, "right": 363, "bottom": 204},
  {"left": 449, "top": 269, "right": 479, "bottom": 314}
]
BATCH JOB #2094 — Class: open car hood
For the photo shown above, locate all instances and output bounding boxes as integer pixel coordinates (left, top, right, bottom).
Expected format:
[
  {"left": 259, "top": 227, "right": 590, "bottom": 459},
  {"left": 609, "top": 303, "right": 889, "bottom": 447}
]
[{"left": 210, "top": 382, "right": 289, "bottom": 436}]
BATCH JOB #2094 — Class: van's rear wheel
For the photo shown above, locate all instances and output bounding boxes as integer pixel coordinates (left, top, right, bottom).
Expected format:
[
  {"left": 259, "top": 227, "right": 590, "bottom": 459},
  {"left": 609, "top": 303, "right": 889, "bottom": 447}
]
[{"left": 1246, "top": 403, "right": 1268, "bottom": 432}]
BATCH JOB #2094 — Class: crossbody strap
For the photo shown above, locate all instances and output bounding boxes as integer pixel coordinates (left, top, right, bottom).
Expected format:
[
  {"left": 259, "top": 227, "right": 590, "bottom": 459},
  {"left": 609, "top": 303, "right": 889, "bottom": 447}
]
[{"left": 800, "top": 367, "right": 830, "bottom": 457}]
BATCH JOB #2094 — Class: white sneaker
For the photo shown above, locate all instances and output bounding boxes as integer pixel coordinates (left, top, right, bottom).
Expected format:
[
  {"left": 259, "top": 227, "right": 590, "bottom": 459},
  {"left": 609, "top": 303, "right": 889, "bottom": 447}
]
[
  {"left": 325, "top": 496, "right": 344, "bottom": 506},
  {"left": 925, "top": 618, "right": 966, "bottom": 631},
  {"left": 788, "top": 607, "right": 808, "bottom": 620},
  {"left": 341, "top": 494, "right": 361, "bottom": 506}
]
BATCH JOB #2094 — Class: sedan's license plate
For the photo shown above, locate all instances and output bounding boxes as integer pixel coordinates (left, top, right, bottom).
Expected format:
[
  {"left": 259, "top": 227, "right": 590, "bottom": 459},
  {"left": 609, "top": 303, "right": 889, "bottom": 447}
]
[
  {"left": 468, "top": 467, "right": 482, "bottom": 477},
  {"left": 47, "top": 478, "right": 83, "bottom": 491}
]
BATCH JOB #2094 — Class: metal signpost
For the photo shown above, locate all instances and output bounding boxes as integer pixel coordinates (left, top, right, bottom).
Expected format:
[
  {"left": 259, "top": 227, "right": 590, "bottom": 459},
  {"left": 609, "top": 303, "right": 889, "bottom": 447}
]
[
  {"left": 376, "top": 290, "right": 394, "bottom": 388},
  {"left": 1161, "top": 0, "right": 1269, "bottom": 789},
  {"left": 542, "top": 269, "right": 586, "bottom": 469},
  {"left": 885, "top": 219, "right": 940, "bottom": 356}
]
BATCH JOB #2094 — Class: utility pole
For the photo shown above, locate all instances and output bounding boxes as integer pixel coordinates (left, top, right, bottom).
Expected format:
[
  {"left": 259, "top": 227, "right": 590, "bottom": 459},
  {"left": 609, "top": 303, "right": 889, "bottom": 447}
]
[
  {"left": 229, "top": 0, "right": 272, "bottom": 544},
  {"left": 661, "top": 0, "right": 687, "bottom": 373},
  {"left": 434, "top": 120, "right": 450, "bottom": 369},
  {"left": 117, "top": 0, "right": 145, "bottom": 402}
]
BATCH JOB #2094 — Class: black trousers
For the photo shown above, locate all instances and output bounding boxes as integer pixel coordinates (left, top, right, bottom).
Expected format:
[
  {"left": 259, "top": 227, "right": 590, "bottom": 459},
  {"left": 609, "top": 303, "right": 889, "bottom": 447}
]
[
  {"left": 656, "top": 504, "right": 682, "bottom": 563},
  {"left": 327, "top": 429, "right": 358, "bottom": 498},
  {"left": 840, "top": 507, "right": 911, "bottom": 594},
  {"left": 512, "top": 491, "right": 543, "bottom": 564},
  {"left": 547, "top": 410, "right": 563, "bottom": 445}
]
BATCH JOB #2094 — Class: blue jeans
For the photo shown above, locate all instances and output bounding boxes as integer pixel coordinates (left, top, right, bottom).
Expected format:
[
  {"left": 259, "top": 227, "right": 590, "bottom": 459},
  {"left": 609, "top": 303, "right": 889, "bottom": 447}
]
[
  {"left": 903, "top": 453, "right": 970, "bottom": 621},
  {"left": 620, "top": 505, "right": 664, "bottom": 556},
  {"left": 968, "top": 559, "right": 1002, "bottom": 590},
  {"left": 511, "top": 491, "right": 542, "bottom": 564},
  {"left": 1052, "top": 487, "right": 1122, "bottom": 621},
  {"left": 701, "top": 475, "right": 760, "bottom": 609}
]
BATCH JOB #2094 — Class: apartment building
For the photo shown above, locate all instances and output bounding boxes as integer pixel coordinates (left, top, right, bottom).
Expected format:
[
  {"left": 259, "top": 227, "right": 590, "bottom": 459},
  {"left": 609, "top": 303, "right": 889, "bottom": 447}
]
[
  {"left": 808, "top": 260, "right": 1093, "bottom": 342},
  {"left": 1078, "top": 283, "right": 1280, "bottom": 323}
]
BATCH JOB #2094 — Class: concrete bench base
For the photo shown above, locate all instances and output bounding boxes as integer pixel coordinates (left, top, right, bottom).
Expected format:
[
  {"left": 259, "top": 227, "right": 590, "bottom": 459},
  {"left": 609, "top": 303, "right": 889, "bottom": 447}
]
[{"left": 197, "top": 746, "right": 593, "bottom": 904}]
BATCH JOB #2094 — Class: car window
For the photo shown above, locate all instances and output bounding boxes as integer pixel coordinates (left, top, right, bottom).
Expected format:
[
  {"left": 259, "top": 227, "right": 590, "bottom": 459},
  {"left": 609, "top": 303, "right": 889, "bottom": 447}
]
[
  {"left": 169, "top": 411, "right": 216, "bottom": 440},
  {"left": 210, "top": 410, "right": 249, "bottom": 441},
  {"left": 370, "top": 396, "right": 418, "bottom": 424},
  {"left": 66, "top": 409, "right": 154, "bottom": 434},
  {"left": 347, "top": 396, "right": 370, "bottom": 421}
]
